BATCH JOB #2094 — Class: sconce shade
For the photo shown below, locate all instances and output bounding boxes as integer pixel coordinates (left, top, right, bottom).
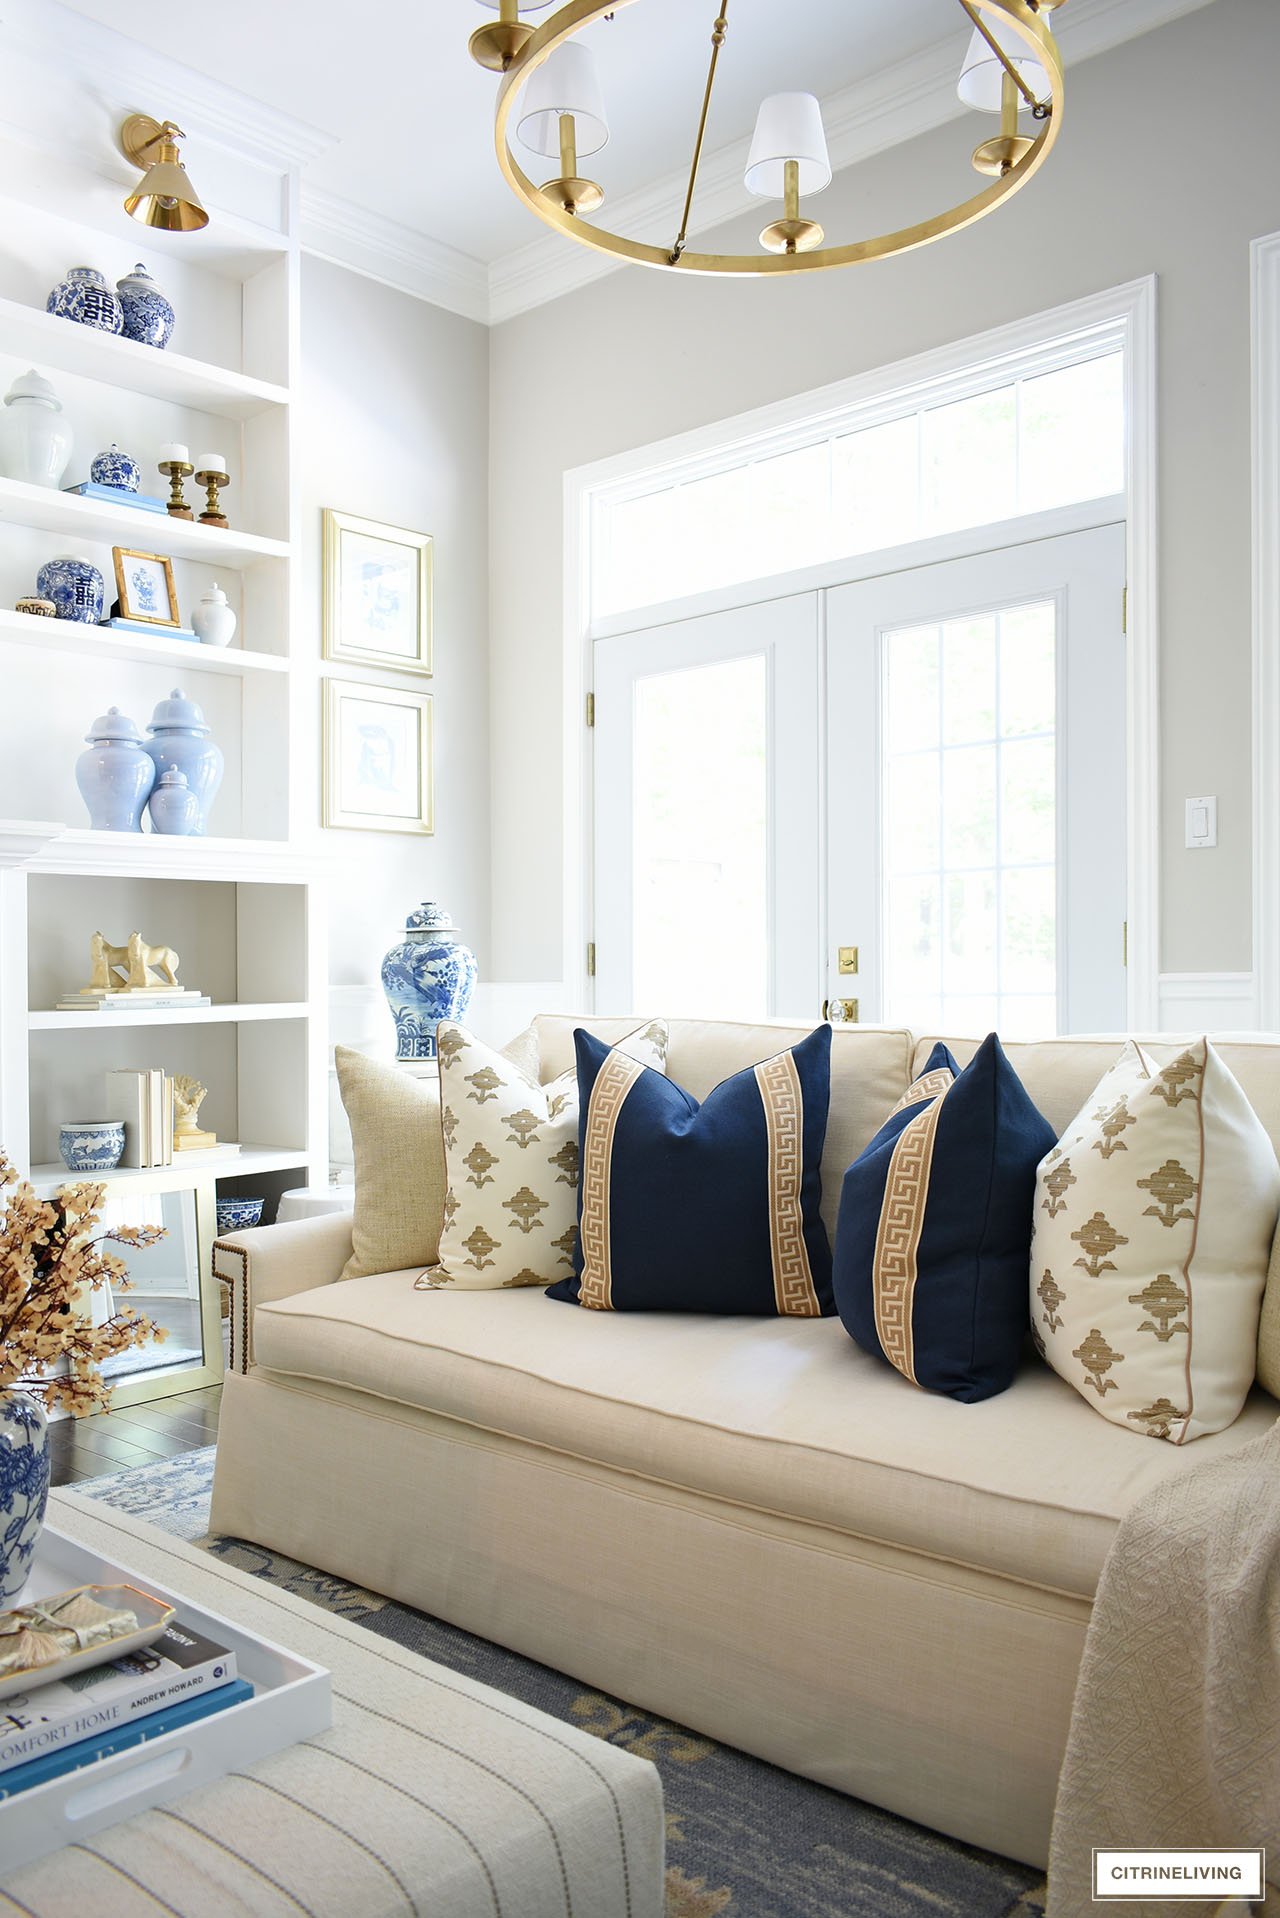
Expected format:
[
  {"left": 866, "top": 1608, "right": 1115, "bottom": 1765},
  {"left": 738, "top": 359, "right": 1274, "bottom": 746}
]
[
  {"left": 956, "top": 20, "right": 1051, "bottom": 111},
  {"left": 517, "top": 43, "right": 609, "bottom": 158},
  {"left": 744, "top": 92, "right": 832, "bottom": 199},
  {"left": 124, "top": 159, "right": 208, "bottom": 231}
]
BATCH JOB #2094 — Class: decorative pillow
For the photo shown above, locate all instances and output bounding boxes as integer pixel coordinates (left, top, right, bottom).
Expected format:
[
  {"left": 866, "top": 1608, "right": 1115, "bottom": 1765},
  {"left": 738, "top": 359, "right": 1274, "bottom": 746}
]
[
  {"left": 547, "top": 1023, "right": 833, "bottom": 1315},
  {"left": 335, "top": 1046, "right": 448, "bottom": 1281},
  {"left": 1031, "top": 1038, "right": 1280, "bottom": 1442},
  {"left": 420, "top": 1019, "right": 670, "bottom": 1292},
  {"left": 832, "top": 1033, "right": 1056, "bottom": 1403}
]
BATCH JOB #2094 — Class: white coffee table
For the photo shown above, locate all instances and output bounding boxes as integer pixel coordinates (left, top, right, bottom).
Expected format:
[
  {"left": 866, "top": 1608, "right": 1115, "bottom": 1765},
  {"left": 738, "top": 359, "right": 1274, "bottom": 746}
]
[{"left": 0, "top": 1494, "right": 665, "bottom": 1917}]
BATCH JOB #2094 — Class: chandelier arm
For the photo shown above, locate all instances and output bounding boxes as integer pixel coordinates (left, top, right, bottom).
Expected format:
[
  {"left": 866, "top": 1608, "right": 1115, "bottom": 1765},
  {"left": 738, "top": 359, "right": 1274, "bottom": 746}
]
[
  {"left": 670, "top": 4, "right": 729, "bottom": 264},
  {"left": 953, "top": 0, "right": 1042, "bottom": 110}
]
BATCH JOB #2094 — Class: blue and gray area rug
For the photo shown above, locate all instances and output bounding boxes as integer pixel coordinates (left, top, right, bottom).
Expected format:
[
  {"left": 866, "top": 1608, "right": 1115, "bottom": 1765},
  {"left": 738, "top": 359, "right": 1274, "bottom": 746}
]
[{"left": 79, "top": 1449, "right": 1046, "bottom": 1918}]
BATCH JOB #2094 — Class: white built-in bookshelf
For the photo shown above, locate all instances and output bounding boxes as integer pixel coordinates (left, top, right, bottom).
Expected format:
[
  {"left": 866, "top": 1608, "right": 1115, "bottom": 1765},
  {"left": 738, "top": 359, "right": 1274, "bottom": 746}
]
[{"left": 0, "top": 85, "right": 327, "bottom": 1396}]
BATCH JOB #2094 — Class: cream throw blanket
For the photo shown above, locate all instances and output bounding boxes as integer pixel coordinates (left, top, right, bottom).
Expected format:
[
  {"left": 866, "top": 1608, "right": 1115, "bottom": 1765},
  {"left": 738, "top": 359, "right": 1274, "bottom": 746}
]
[{"left": 1048, "top": 1418, "right": 1280, "bottom": 1917}]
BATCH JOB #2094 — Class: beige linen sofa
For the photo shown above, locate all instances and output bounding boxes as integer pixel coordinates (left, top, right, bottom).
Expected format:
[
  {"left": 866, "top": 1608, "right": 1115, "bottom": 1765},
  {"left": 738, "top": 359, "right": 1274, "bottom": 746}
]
[{"left": 210, "top": 1018, "right": 1280, "bottom": 1870}]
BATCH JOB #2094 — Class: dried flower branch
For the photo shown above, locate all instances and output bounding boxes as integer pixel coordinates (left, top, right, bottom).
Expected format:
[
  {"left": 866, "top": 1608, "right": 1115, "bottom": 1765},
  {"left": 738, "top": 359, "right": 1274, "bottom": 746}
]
[{"left": 0, "top": 1150, "right": 167, "bottom": 1418}]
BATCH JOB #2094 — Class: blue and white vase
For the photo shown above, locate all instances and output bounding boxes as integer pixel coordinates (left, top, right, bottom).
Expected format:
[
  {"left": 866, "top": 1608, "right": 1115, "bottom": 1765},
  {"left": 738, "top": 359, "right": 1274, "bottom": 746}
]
[
  {"left": 89, "top": 443, "right": 142, "bottom": 492},
  {"left": 381, "top": 902, "right": 478, "bottom": 1061},
  {"left": 36, "top": 554, "right": 104, "bottom": 623},
  {"left": 46, "top": 266, "right": 124, "bottom": 335},
  {"left": 116, "top": 263, "right": 175, "bottom": 349},
  {"left": 144, "top": 689, "right": 223, "bottom": 836},
  {"left": 76, "top": 706, "right": 156, "bottom": 831},
  {"left": 58, "top": 1121, "right": 126, "bottom": 1171},
  {"left": 0, "top": 1393, "right": 49, "bottom": 1605}
]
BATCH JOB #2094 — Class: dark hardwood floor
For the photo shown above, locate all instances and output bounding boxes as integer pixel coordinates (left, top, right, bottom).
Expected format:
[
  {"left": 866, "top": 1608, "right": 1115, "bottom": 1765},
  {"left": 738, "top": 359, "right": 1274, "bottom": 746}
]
[{"left": 48, "top": 1386, "right": 221, "bottom": 1487}]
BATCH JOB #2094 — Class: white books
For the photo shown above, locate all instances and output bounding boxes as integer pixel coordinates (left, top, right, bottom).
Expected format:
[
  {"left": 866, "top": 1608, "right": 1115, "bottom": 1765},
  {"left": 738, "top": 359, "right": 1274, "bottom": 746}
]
[
  {"left": 103, "top": 1069, "right": 148, "bottom": 1169},
  {"left": 56, "top": 995, "right": 211, "bottom": 1012},
  {"left": 148, "top": 1069, "right": 165, "bottom": 1167},
  {"left": 0, "top": 1620, "right": 237, "bottom": 1775}
]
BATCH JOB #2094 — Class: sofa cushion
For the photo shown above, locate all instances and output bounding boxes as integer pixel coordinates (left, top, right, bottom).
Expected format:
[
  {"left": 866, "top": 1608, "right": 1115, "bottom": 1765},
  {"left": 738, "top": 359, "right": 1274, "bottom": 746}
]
[
  {"left": 532, "top": 1017, "right": 915, "bottom": 1240},
  {"left": 834, "top": 1035, "right": 1055, "bottom": 1402},
  {"left": 335, "top": 1046, "right": 447, "bottom": 1282},
  {"left": 423, "top": 1018, "right": 668, "bottom": 1292},
  {"left": 250, "top": 1276, "right": 1279, "bottom": 1601},
  {"left": 548, "top": 1024, "right": 832, "bottom": 1316},
  {"left": 1030, "top": 1039, "right": 1280, "bottom": 1443}
]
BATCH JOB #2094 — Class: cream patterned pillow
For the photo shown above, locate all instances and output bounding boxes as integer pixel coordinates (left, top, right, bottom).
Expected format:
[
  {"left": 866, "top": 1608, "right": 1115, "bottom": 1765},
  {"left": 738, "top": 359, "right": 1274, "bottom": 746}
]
[
  {"left": 1031, "top": 1039, "right": 1280, "bottom": 1442},
  {"left": 418, "top": 1018, "right": 669, "bottom": 1291}
]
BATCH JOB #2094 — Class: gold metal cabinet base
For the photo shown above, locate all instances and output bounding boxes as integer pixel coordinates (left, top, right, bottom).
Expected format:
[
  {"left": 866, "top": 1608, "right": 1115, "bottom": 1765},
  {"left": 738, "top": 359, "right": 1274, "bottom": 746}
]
[{"left": 491, "top": 0, "right": 1065, "bottom": 279}]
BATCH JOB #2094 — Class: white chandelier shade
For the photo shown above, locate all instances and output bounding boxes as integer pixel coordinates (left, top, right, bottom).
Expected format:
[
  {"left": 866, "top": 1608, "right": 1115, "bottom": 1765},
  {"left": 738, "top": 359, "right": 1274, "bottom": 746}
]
[
  {"left": 956, "top": 19, "right": 1051, "bottom": 111},
  {"left": 743, "top": 92, "right": 832, "bottom": 200},
  {"left": 517, "top": 42, "right": 610, "bottom": 158}
]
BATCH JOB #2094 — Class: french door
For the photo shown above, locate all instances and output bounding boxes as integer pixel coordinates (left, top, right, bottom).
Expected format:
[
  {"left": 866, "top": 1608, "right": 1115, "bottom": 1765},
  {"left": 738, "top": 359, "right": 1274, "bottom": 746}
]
[{"left": 592, "top": 519, "right": 1127, "bottom": 1036}]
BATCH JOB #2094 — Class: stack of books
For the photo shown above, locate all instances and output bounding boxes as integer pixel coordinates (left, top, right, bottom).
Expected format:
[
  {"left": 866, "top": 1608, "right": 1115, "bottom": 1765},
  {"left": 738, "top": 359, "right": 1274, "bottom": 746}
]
[
  {"left": 56, "top": 989, "right": 211, "bottom": 1013},
  {"left": 0, "top": 1618, "right": 251, "bottom": 1800},
  {"left": 102, "top": 1068, "right": 174, "bottom": 1168},
  {"left": 62, "top": 481, "right": 168, "bottom": 515}
]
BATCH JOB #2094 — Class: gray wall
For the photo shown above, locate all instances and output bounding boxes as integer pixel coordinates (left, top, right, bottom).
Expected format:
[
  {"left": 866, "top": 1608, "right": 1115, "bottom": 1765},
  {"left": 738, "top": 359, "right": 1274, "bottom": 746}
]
[
  {"left": 488, "top": 0, "right": 1277, "bottom": 983},
  {"left": 299, "top": 256, "right": 491, "bottom": 995}
]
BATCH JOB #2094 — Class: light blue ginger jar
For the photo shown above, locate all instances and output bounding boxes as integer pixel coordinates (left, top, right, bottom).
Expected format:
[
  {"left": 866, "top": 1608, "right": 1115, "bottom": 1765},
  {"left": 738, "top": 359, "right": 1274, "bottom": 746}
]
[
  {"left": 36, "top": 554, "right": 104, "bottom": 623},
  {"left": 148, "top": 766, "right": 200, "bottom": 835},
  {"left": 144, "top": 689, "right": 223, "bottom": 836},
  {"left": 381, "top": 901, "right": 478, "bottom": 1061},
  {"left": 89, "top": 443, "right": 142, "bottom": 492},
  {"left": 76, "top": 706, "right": 156, "bottom": 832},
  {"left": 46, "top": 265, "right": 124, "bottom": 335},
  {"left": 116, "top": 263, "right": 175, "bottom": 349},
  {"left": 0, "top": 1392, "right": 50, "bottom": 1604}
]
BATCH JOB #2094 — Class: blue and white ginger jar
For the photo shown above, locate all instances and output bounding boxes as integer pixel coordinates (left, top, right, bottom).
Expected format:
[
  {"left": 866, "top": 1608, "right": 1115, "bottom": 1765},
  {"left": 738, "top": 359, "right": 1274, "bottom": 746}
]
[
  {"left": 381, "top": 902, "right": 478, "bottom": 1061},
  {"left": 76, "top": 706, "right": 156, "bottom": 832},
  {"left": 90, "top": 443, "right": 142, "bottom": 492},
  {"left": 116, "top": 263, "right": 175, "bottom": 349},
  {"left": 144, "top": 689, "right": 223, "bottom": 836},
  {"left": 46, "top": 266, "right": 124, "bottom": 335},
  {"left": 0, "top": 1393, "right": 50, "bottom": 1605},
  {"left": 36, "top": 554, "right": 104, "bottom": 623}
]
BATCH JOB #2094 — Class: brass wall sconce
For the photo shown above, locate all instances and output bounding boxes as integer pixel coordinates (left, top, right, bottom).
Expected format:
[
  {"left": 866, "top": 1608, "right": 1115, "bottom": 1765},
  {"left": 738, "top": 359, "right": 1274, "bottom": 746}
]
[{"left": 120, "top": 115, "right": 209, "bottom": 232}]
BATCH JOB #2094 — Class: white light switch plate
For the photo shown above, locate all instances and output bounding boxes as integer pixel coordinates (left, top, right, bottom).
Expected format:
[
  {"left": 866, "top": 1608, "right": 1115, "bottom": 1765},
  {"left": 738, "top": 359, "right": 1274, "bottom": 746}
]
[{"left": 1185, "top": 795, "right": 1217, "bottom": 848}]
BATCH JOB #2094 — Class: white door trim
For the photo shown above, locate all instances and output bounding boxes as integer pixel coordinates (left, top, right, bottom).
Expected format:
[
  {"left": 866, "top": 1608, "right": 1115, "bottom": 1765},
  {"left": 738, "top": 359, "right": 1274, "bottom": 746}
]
[
  {"left": 1252, "top": 230, "right": 1280, "bottom": 1030},
  {"left": 563, "top": 276, "right": 1158, "bottom": 1020}
]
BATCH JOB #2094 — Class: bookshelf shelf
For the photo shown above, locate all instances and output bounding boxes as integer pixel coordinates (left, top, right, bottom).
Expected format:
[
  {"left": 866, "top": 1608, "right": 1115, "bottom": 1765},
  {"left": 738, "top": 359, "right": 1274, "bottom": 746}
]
[
  {"left": 0, "top": 609, "right": 288, "bottom": 676},
  {"left": 29, "top": 1002, "right": 310, "bottom": 1032},
  {"left": 0, "top": 475, "right": 289, "bottom": 566},
  {"left": 28, "top": 1146, "right": 312, "bottom": 1194}
]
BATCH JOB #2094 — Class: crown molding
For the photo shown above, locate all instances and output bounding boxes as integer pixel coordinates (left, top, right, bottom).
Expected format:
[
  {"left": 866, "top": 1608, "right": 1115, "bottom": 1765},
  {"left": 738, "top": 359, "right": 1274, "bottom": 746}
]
[
  {"left": 301, "top": 187, "right": 491, "bottom": 325},
  {"left": 487, "top": 0, "right": 1218, "bottom": 324},
  {"left": 0, "top": 0, "right": 334, "bottom": 172}
]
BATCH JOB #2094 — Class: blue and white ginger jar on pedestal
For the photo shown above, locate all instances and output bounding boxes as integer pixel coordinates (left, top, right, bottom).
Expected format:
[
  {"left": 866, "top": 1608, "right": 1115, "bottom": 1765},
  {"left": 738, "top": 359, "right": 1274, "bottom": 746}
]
[
  {"left": 36, "top": 554, "right": 104, "bottom": 623},
  {"left": 46, "top": 266, "right": 124, "bottom": 335},
  {"left": 116, "top": 263, "right": 175, "bottom": 349},
  {"left": 90, "top": 443, "right": 142, "bottom": 492},
  {"left": 381, "top": 902, "right": 478, "bottom": 1061},
  {"left": 0, "top": 1392, "right": 50, "bottom": 1604},
  {"left": 144, "top": 689, "right": 224, "bottom": 837}
]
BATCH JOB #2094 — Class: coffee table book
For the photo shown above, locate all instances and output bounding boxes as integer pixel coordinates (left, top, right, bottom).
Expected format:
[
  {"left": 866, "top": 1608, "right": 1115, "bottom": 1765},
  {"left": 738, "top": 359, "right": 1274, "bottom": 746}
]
[{"left": 0, "top": 1527, "right": 330, "bottom": 1874}]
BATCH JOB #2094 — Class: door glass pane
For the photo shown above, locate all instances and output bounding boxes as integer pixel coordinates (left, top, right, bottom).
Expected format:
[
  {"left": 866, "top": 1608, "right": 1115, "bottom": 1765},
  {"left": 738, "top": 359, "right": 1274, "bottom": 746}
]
[
  {"left": 1018, "top": 354, "right": 1124, "bottom": 515},
  {"left": 632, "top": 656, "right": 767, "bottom": 1019},
  {"left": 882, "top": 600, "right": 1057, "bottom": 1037}
]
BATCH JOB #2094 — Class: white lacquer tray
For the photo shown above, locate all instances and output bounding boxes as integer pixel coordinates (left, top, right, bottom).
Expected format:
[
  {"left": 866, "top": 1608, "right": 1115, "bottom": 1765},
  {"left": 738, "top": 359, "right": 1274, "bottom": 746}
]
[
  {"left": 0, "top": 1525, "right": 331, "bottom": 1875},
  {"left": 0, "top": 1583, "right": 175, "bottom": 1704}
]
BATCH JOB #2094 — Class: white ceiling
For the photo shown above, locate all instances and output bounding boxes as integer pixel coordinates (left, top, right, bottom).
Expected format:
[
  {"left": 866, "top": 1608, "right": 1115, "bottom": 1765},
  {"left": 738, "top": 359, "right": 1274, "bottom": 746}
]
[{"left": 61, "top": 0, "right": 959, "bottom": 264}]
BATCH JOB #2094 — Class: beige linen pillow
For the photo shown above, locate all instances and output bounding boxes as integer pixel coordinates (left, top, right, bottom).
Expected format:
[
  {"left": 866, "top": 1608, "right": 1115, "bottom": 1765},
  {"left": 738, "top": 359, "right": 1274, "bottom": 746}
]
[
  {"left": 335, "top": 1047, "right": 448, "bottom": 1281},
  {"left": 1031, "top": 1038, "right": 1280, "bottom": 1442},
  {"left": 420, "top": 1017, "right": 669, "bottom": 1292}
]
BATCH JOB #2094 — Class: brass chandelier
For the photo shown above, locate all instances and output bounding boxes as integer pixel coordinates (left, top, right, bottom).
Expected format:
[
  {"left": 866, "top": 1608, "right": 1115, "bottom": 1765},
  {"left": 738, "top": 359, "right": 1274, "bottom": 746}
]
[{"left": 468, "top": 0, "right": 1067, "bottom": 277}]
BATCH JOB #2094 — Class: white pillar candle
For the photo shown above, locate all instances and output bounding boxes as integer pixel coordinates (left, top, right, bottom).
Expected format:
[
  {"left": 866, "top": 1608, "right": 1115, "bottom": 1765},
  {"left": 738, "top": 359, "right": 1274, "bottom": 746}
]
[
  {"left": 194, "top": 452, "right": 227, "bottom": 473},
  {"left": 158, "top": 442, "right": 190, "bottom": 464}
]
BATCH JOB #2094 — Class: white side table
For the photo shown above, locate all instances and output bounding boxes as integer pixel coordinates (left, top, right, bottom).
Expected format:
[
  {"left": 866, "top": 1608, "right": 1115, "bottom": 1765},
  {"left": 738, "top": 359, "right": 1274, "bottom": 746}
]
[{"left": 276, "top": 1186, "right": 355, "bottom": 1225}]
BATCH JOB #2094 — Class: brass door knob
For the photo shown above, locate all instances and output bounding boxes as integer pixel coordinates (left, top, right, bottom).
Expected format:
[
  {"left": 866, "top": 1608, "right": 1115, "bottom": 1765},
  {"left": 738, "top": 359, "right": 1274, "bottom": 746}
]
[{"left": 822, "top": 998, "right": 859, "bottom": 1024}]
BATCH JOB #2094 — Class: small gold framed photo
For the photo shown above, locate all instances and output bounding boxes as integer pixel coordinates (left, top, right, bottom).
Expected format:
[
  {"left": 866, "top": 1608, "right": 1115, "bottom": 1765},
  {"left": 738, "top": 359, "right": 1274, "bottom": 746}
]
[
  {"left": 323, "top": 678, "right": 434, "bottom": 835},
  {"left": 112, "top": 548, "right": 180, "bottom": 627},
  {"left": 322, "top": 509, "right": 432, "bottom": 675}
]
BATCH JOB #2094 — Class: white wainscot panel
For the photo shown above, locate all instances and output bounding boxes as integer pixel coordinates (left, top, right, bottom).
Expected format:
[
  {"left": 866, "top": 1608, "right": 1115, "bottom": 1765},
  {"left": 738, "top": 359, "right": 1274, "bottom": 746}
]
[{"left": 1157, "top": 972, "right": 1261, "bottom": 1034}]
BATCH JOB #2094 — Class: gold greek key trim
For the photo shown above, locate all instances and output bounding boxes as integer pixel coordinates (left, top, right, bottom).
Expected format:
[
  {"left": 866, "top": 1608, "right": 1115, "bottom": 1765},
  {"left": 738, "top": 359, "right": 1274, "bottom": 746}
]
[
  {"left": 754, "top": 1052, "right": 821, "bottom": 1316},
  {"left": 890, "top": 1067, "right": 954, "bottom": 1117},
  {"left": 871, "top": 1081, "right": 954, "bottom": 1382},
  {"left": 577, "top": 1051, "right": 645, "bottom": 1309}
]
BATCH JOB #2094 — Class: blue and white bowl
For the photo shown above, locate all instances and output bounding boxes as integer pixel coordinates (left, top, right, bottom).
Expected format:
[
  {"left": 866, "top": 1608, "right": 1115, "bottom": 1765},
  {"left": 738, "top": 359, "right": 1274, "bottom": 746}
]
[
  {"left": 58, "top": 1122, "right": 126, "bottom": 1172},
  {"left": 90, "top": 443, "right": 142, "bottom": 492},
  {"left": 36, "top": 555, "right": 105, "bottom": 624},
  {"left": 46, "top": 266, "right": 124, "bottom": 335},
  {"left": 116, "top": 263, "right": 175, "bottom": 349},
  {"left": 216, "top": 1197, "right": 264, "bottom": 1234}
]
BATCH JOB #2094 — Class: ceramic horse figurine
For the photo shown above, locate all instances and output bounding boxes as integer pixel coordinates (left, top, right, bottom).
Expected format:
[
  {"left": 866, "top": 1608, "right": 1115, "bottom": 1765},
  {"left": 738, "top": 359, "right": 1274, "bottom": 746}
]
[
  {"left": 85, "top": 930, "right": 134, "bottom": 991},
  {"left": 125, "top": 930, "right": 180, "bottom": 989}
]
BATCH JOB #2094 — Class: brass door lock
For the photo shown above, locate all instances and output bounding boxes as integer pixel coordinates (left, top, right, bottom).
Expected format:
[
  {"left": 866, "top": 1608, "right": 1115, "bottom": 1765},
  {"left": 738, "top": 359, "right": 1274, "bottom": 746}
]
[{"left": 837, "top": 946, "right": 859, "bottom": 975}]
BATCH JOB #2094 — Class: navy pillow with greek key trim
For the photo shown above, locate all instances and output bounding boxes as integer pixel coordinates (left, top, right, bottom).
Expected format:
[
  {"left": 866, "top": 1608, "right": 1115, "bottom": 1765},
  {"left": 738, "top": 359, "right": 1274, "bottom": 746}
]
[
  {"left": 547, "top": 1023, "right": 833, "bottom": 1315},
  {"left": 832, "top": 1033, "right": 1055, "bottom": 1402}
]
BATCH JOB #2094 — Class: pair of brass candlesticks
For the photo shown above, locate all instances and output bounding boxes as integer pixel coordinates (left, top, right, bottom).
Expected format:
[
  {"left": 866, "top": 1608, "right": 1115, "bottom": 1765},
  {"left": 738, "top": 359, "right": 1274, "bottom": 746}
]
[{"left": 157, "top": 458, "right": 230, "bottom": 530}]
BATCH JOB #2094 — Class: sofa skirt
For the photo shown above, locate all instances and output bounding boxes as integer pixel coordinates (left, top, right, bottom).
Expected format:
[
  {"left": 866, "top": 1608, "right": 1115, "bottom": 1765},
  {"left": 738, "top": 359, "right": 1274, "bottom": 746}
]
[{"left": 212, "top": 1367, "right": 1091, "bottom": 1868}]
